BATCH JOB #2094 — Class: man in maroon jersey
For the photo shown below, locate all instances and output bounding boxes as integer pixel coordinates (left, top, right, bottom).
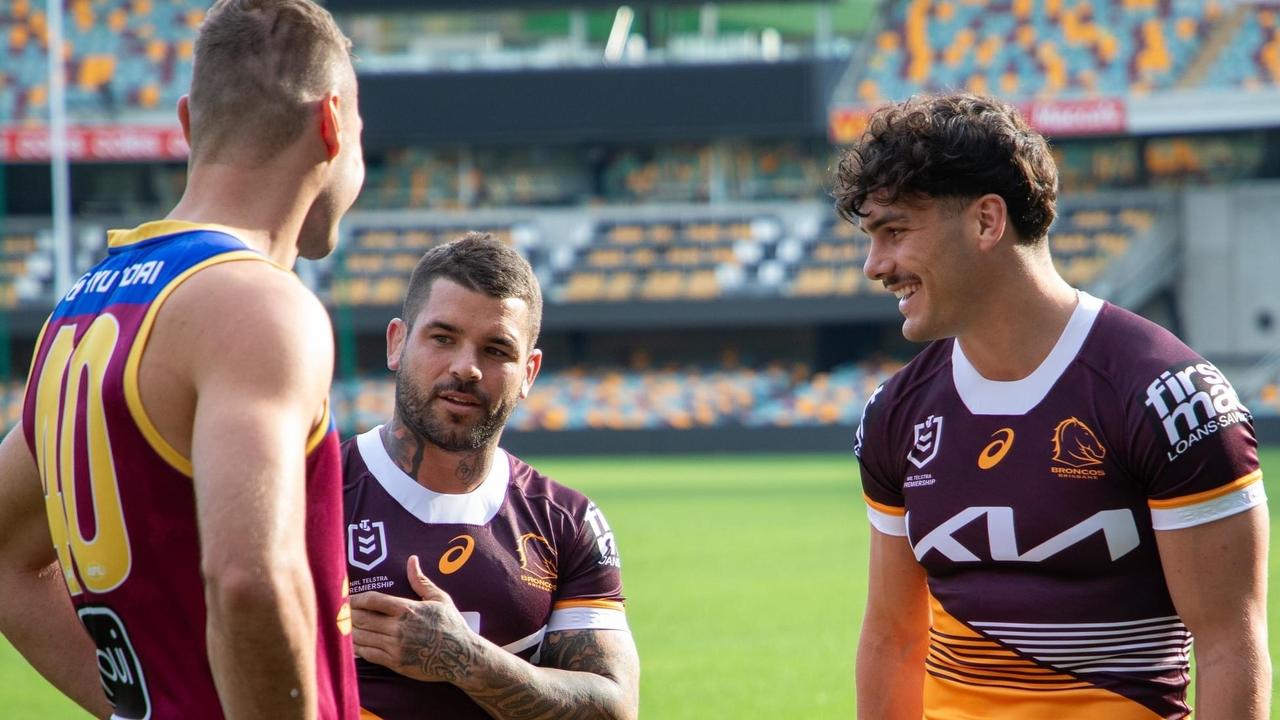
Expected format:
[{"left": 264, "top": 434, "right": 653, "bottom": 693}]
[
  {"left": 347, "top": 233, "right": 640, "bottom": 720},
  {"left": 0, "top": 1, "right": 362, "bottom": 718},
  {"left": 837, "top": 94, "right": 1267, "bottom": 719}
]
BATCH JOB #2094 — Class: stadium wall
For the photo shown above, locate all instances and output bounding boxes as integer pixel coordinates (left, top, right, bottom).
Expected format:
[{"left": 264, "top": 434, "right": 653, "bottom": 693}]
[
  {"left": 1180, "top": 181, "right": 1280, "bottom": 364},
  {"left": 358, "top": 58, "right": 846, "bottom": 147}
]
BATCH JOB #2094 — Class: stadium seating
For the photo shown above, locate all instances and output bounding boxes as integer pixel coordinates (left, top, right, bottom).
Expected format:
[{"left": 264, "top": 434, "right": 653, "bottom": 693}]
[
  {"left": 2, "top": 0, "right": 204, "bottom": 122},
  {"left": 0, "top": 227, "right": 56, "bottom": 307},
  {"left": 547, "top": 216, "right": 783, "bottom": 303},
  {"left": 775, "top": 201, "right": 1156, "bottom": 297},
  {"left": 857, "top": 0, "right": 1276, "bottom": 103},
  {"left": 326, "top": 223, "right": 535, "bottom": 306},
  {"left": 1207, "top": 9, "right": 1280, "bottom": 90}
]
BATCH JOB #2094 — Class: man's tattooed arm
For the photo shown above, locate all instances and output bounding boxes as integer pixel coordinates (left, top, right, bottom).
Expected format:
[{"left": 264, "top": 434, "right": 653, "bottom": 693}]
[{"left": 448, "top": 628, "right": 639, "bottom": 720}]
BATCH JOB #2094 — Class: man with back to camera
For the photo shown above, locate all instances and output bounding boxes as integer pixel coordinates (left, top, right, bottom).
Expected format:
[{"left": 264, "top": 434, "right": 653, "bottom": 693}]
[
  {"left": 0, "top": 1, "right": 365, "bottom": 717},
  {"left": 838, "top": 93, "right": 1268, "bottom": 719},
  {"left": 345, "top": 232, "right": 641, "bottom": 720}
]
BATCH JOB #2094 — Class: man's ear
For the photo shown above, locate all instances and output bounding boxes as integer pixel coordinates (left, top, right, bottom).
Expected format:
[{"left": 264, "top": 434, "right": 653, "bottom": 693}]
[
  {"left": 520, "top": 349, "right": 543, "bottom": 399},
  {"left": 387, "top": 318, "right": 406, "bottom": 371},
  {"left": 319, "top": 92, "right": 342, "bottom": 161},
  {"left": 973, "top": 194, "right": 1010, "bottom": 252},
  {"left": 178, "top": 95, "right": 192, "bottom": 145}
]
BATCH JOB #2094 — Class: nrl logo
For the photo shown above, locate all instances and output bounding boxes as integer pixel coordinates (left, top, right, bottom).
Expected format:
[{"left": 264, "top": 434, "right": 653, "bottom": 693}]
[
  {"left": 908, "top": 415, "right": 943, "bottom": 469},
  {"left": 348, "top": 519, "right": 388, "bottom": 571}
]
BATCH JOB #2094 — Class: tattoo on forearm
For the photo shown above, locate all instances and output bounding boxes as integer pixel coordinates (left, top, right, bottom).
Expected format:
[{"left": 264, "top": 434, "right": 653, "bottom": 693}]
[
  {"left": 399, "top": 605, "right": 473, "bottom": 685},
  {"left": 466, "top": 631, "right": 626, "bottom": 720},
  {"left": 540, "top": 630, "right": 614, "bottom": 678}
]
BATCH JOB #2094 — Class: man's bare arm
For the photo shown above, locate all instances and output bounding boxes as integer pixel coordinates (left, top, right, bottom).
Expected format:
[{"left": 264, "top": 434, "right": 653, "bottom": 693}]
[
  {"left": 353, "top": 555, "right": 640, "bottom": 720},
  {"left": 0, "top": 424, "right": 112, "bottom": 718},
  {"left": 1157, "top": 505, "right": 1270, "bottom": 720},
  {"left": 856, "top": 527, "right": 929, "bottom": 720},
  {"left": 168, "top": 262, "right": 335, "bottom": 719}
]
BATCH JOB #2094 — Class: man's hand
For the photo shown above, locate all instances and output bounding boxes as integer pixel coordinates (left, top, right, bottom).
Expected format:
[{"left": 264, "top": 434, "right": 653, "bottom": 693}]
[{"left": 351, "top": 555, "right": 479, "bottom": 684}]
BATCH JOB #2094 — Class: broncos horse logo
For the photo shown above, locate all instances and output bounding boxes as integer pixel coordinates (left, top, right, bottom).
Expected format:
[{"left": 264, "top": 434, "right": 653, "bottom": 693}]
[
  {"left": 517, "top": 533, "right": 559, "bottom": 581},
  {"left": 1052, "top": 417, "right": 1107, "bottom": 467}
]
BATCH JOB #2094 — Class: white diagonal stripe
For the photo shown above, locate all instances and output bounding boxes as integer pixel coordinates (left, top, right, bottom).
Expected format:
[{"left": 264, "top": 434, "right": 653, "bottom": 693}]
[
  {"left": 1021, "top": 639, "right": 1191, "bottom": 654},
  {"left": 501, "top": 625, "right": 547, "bottom": 655},
  {"left": 996, "top": 630, "right": 1189, "bottom": 646},
  {"left": 972, "top": 615, "right": 1180, "bottom": 629},
  {"left": 982, "top": 622, "right": 1187, "bottom": 637}
]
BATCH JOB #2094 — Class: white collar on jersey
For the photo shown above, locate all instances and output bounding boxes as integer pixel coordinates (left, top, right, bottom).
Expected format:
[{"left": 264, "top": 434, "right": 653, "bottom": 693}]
[
  {"left": 356, "top": 425, "right": 510, "bottom": 525},
  {"left": 951, "top": 290, "right": 1103, "bottom": 416}
]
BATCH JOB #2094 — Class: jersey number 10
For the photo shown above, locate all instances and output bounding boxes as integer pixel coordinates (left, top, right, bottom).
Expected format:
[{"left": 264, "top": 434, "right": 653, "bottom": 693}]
[{"left": 32, "top": 315, "right": 132, "bottom": 596}]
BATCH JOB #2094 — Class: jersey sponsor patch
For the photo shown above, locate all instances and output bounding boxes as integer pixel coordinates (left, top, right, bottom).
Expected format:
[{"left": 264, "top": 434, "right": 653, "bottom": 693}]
[
  {"left": 584, "top": 502, "right": 621, "bottom": 568},
  {"left": 1142, "top": 360, "right": 1251, "bottom": 461},
  {"left": 912, "top": 506, "right": 1140, "bottom": 564},
  {"left": 78, "top": 606, "right": 151, "bottom": 720}
]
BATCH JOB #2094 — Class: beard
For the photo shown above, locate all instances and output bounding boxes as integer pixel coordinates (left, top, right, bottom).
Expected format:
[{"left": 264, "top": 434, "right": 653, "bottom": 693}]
[{"left": 394, "top": 371, "right": 519, "bottom": 453}]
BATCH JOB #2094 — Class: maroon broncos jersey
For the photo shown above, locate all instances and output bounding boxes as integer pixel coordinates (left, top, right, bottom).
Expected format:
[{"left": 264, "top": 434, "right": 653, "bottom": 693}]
[
  {"left": 342, "top": 427, "right": 628, "bottom": 720},
  {"left": 857, "top": 292, "right": 1263, "bottom": 720}
]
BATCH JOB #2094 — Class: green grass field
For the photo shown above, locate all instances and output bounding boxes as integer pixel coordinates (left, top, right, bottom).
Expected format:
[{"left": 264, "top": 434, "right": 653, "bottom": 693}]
[{"left": 3, "top": 448, "right": 1278, "bottom": 718}]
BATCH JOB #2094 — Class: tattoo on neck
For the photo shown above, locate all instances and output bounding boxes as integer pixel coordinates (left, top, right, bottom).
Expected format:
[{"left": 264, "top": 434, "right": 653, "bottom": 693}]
[
  {"left": 383, "top": 419, "right": 428, "bottom": 479},
  {"left": 455, "top": 450, "right": 487, "bottom": 485}
]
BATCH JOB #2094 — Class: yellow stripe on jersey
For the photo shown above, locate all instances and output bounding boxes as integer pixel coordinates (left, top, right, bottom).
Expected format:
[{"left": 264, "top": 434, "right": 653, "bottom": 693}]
[
  {"left": 554, "top": 598, "right": 625, "bottom": 612},
  {"left": 863, "top": 493, "right": 906, "bottom": 517},
  {"left": 123, "top": 250, "right": 270, "bottom": 477},
  {"left": 1147, "top": 469, "right": 1263, "bottom": 510},
  {"left": 359, "top": 709, "right": 386, "bottom": 720},
  {"left": 306, "top": 398, "right": 332, "bottom": 456},
  {"left": 925, "top": 594, "right": 1166, "bottom": 719},
  {"left": 108, "top": 220, "right": 251, "bottom": 249},
  {"left": 928, "top": 595, "right": 1086, "bottom": 688},
  {"left": 924, "top": 676, "right": 1165, "bottom": 719}
]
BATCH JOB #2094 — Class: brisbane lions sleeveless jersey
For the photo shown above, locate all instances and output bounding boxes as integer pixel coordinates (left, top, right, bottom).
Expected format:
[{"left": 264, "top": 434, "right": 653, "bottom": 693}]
[
  {"left": 856, "top": 292, "right": 1263, "bottom": 720},
  {"left": 22, "top": 221, "right": 358, "bottom": 720},
  {"left": 342, "top": 427, "right": 628, "bottom": 720}
]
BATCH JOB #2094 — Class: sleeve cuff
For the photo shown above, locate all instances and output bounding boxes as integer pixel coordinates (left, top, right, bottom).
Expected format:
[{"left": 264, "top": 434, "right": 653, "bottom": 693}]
[
  {"left": 1151, "top": 474, "right": 1266, "bottom": 530},
  {"left": 866, "top": 504, "right": 908, "bottom": 536}
]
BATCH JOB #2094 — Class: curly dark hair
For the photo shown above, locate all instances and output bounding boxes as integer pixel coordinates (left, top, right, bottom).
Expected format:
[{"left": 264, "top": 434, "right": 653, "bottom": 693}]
[
  {"left": 833, "top": 93, "right": 1058, "bottom": 243},
  {"left": 402, "top": 232, "right": 543, "bottom": 350}
]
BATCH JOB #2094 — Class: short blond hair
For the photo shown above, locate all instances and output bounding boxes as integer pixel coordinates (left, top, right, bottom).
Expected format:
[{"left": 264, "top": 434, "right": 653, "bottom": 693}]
[{"left": 189, "top": 0, "right": 353, "bottom": 162}]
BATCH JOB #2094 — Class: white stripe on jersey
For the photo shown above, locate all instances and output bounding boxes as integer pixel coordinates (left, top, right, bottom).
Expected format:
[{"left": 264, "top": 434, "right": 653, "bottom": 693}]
[
  {"left": 501, "top": 625, "right": 547, "bottom": 655},
  {"left": 866, "top": 505, "right": 908, "bottom": 536},
  {"left": 972, "top": 615, "right": 1181, "bottom": 629},
  {"left": 1150, "top": 480, "right": 1266, "bottom": 530},
  {"left": 972, "top": 615, "right": 1192, "bottom": 675},
  {"left": 548, "top": 607, "right": 630, "bottom": 633}
]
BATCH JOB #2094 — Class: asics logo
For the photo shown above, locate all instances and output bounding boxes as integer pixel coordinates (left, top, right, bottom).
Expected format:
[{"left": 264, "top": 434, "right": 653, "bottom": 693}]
[
  {"left": 438, "top": 534, "right": 475, "bottom": 575},
  {"left": 977, "top": 428, "right": 1015, "bottom": 470}
]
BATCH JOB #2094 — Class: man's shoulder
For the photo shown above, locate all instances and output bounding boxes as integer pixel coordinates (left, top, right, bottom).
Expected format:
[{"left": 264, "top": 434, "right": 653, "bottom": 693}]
[
  {"left": 1082, "top": 302, "right": 1212, "bottom": 391},
  {"left": 862, "top": 341, "right": 952, "bottom": 423},
  {"left": 506, "top": 452, "right": 594, "bottom": 519}
]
